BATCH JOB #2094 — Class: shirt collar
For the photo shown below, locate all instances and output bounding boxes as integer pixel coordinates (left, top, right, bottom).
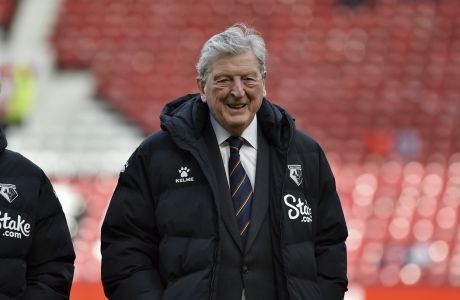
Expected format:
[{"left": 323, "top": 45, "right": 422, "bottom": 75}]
[{"left": 210, "top": 114, "right": 258, "bottom": 150}]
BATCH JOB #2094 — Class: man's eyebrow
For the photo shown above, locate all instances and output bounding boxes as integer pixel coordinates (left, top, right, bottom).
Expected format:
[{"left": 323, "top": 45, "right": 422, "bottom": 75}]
[{"left": 214, "top": 71, "right": 260, "bottom": 78}]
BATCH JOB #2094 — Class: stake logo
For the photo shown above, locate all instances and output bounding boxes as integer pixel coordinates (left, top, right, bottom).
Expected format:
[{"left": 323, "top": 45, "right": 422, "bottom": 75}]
[
  {"left": 283, "top": 194, "right": 312, "bottom": 223},
  {"left": 0, "top": 211, "right": 31, "bottom": 239}
]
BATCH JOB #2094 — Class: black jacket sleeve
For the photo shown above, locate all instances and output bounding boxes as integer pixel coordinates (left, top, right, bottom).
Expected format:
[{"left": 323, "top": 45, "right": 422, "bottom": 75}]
[
  {"left": 101, "top": 148, "right": 164, "bottom": 299},
  {"left": 24, "top": 173, "right": 75, "bottom": 300},
  {"left": 315, "top": 149, "right": 348, "bottom": 300}
]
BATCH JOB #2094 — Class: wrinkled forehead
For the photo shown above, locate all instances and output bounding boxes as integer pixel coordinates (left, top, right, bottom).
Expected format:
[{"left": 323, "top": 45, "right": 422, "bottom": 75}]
[{"left": 208, "top": 51, "right": 261, "bottom": 78}]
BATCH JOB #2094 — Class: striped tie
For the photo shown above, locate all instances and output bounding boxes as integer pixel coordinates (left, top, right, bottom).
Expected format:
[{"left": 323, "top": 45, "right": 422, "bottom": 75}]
[{"left": 227, "top": 136, "right": 253, "bottom": 247}]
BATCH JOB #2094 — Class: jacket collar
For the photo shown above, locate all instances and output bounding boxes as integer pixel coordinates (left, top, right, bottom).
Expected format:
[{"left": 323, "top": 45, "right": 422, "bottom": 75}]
[
  {"left": 160, "top": 93, "right": 209, "bottom": 143},
  {"left": 257, "top": 99, "right": 294, "bottom": 150},
  {"left": 0, "top": 127, "right": 7, "bottom": 153},
  {"left": 159, "top": 93, "right": 295, "bottom": 150}
]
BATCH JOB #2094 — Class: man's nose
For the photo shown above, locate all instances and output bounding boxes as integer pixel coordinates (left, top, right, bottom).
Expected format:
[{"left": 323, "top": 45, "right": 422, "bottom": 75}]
[{"left": 231, "top": 77, "right": 245, "bottom": 98}]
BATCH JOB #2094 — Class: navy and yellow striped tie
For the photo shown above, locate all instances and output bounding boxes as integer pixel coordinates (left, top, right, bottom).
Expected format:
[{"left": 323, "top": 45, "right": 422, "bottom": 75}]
[{"left": 227, "top": 136, "right": 253, "bottom": 247}]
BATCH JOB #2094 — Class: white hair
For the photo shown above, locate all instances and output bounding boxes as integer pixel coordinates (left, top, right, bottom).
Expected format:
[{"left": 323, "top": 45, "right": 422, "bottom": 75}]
[{"left": 196, "top": 23, "right": 267, "bottom": 82}]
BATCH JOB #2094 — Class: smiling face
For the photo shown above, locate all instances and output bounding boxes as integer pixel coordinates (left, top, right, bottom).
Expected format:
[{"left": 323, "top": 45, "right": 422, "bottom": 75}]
[{"left": 197, "top": 51, "right": 266, "bottom": 136}]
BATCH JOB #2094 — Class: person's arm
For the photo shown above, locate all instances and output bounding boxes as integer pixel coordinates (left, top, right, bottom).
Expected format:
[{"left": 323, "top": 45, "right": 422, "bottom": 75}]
[
  {"left": 24, "top": 174, "right": 75, "bottom": 300},
  {"left": 315, "top": 149, "right": 348, "bottom": 300},
  {"left": 101, "top": 148, "right": 164, "bottom": 300}
]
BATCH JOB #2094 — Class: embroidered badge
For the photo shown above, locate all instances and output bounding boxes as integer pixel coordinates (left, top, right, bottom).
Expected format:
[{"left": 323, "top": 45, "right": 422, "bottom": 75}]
[
  {"left": 0, "top": 183, "right": 18, "bottom": 203},
  {"left": 288, "top": 165, "right": 303, "bottom": 186}
]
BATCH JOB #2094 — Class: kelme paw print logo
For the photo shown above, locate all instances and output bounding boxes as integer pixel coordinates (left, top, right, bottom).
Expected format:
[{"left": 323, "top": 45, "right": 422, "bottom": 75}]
[
  {"left": 179, "top": 167, "right": 190, "bottom": 178},
  {"left": 175, "top": 166, "right": 194, "bottom": 183}
]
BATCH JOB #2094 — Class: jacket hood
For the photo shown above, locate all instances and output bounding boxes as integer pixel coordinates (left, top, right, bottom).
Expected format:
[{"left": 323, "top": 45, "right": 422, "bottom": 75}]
[
  {"left": 0, "top": 127, "right": 6, "bottom": 153},
  {"left": 160, "top": 93, "right": 209, "bottom": 142},
  {"left": 160, "top": 93, "right": 295, "bottom": 148}
]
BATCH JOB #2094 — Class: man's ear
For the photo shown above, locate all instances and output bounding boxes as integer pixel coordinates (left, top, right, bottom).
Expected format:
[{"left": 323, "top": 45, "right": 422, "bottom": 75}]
[{"left": 196, "top": 78, "right": 206, "bottom": 102}]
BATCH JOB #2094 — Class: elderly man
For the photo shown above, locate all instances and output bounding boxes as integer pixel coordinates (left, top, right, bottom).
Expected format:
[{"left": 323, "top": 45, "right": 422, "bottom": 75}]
[{"left": 101, "top": 23, "right": 348, "bottom": 300}]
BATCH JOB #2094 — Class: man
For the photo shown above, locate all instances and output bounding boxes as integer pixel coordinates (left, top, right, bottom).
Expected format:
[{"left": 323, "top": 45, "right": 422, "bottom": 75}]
[
  {"left": 0, "top": 127, "right": 75, "bottom": 299},
  {"left": 101, "top": 24, "right": 348, "bottom": 300}
]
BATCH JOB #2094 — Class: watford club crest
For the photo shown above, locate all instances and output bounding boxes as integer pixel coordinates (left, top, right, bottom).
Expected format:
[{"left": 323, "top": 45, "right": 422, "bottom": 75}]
[
  {"left": 0, "top": 183, "right": 19, "bottom": 203},
  {"left": 288, "top": 165, "right": 303, "bottom": 186}
]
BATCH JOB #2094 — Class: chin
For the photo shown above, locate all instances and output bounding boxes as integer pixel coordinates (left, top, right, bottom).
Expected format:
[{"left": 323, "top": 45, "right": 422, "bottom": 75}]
[{"left": 227, "top": 120, "right": 248, "bottom": 128}]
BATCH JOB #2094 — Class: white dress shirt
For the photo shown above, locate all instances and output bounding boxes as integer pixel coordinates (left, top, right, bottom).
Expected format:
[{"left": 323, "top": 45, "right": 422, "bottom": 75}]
[
  {"left": 210, "top": 114, "right": 256, "bottom": 300},
  {"left": 210, "top": 114, "right": 258, "bottom": 189}
]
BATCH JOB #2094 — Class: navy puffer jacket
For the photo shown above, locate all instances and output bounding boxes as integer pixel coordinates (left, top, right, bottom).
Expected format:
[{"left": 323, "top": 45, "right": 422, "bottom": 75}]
[
  {"left": 101, "top": 94, "right": 348, "bottom": 300},
  {"left": 0, "top": 128, "right": 75, "bottom": 300}
]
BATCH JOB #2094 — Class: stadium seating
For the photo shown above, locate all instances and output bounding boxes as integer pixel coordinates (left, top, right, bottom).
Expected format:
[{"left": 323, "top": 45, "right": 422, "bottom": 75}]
[
  {"left": 342, "top": 154, "right": 460, "bottom": 286},
  {"left": 51, "top": 0, "right": 460, "bottom": 162}
]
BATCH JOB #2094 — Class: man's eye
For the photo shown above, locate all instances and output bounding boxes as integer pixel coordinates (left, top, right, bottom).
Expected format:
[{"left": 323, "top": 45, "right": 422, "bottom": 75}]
[
  {"left": 216, "top": 79, "right": 231, "bottom": 85},
  {"left": 243, "top": 77, "right": 258, "bottom": 86}
]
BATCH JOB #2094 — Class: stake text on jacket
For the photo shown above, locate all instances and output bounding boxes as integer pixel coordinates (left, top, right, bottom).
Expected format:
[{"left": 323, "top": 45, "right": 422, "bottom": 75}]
[
  {"left": 283, "top": 194, "right": 312, "bottom": 223},
  {"left": 0, "top": 211, "right": 31, "bottom": 239}
]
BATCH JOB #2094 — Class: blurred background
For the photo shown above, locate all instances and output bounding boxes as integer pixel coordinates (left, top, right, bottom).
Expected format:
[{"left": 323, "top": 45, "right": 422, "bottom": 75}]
[{"left": 1, "top": 0, "right": 459, "bottom": 299}]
